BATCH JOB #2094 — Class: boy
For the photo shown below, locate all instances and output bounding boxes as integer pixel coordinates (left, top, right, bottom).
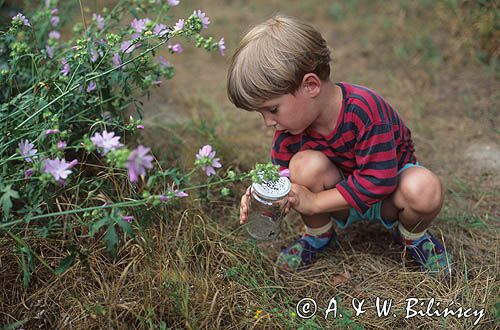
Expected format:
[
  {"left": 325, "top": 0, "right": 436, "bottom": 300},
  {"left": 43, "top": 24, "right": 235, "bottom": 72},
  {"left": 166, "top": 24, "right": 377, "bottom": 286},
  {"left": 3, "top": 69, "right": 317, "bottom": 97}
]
[{"left": 227, "top": 15, "right": 451, "bottom": 274}]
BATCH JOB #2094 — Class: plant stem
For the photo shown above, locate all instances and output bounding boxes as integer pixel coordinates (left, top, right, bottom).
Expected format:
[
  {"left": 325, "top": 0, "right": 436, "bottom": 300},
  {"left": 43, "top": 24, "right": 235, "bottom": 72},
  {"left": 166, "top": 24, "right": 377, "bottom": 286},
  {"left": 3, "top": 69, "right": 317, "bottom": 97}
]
[
  {"left": 14, "top": 38, "right": 168, "bottom": 131},
  {"left": 0, "top": 199, "right": 146, "bottom": 230}
]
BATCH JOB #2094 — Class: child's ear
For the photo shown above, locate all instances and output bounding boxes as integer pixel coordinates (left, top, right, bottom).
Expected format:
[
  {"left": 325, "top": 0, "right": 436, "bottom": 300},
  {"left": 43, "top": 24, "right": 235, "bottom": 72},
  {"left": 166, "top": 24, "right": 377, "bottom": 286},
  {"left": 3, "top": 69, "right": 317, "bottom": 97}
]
[{"left": 301, "top": 73, "right": 321, "bottom": 97}]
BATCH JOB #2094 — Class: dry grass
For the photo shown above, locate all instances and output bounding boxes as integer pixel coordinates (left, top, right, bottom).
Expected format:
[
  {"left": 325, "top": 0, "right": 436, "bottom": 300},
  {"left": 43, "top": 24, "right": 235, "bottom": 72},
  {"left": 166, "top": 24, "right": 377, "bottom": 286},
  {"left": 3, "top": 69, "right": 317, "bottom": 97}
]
[
  {"left": 1, "top": 0, "right": 499, "bottom": 329},
  {"left": 1, "top": 210, "right": 498, "bottom": 329}
]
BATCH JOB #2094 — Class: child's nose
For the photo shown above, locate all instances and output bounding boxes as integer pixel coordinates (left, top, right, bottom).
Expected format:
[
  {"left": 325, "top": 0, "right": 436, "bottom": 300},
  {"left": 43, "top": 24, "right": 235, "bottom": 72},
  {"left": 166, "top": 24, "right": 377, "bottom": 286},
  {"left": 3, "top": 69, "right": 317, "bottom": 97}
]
[{"left": 264, "top": 116, "right": 277, "bottom": 128}]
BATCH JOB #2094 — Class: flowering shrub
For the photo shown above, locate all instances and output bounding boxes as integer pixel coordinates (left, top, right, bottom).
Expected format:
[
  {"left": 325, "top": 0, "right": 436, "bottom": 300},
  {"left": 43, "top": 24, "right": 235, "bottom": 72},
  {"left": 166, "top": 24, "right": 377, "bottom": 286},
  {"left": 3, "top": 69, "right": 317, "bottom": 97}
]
[
  {"left": 0, "top": 0, "right": 240, "bottom": 284},
  {"left": 0, "top": 0, "right": 282, "bottom": 286}
]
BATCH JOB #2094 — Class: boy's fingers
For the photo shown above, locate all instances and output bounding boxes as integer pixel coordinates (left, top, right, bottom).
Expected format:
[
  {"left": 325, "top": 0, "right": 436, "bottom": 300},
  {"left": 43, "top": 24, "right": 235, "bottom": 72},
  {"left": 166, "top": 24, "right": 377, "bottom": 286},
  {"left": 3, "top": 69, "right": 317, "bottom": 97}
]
[
  {"left": 240, "top": 212, "right": 247, "bottom": 224},
  {"left": 240, "top": 202, "right": 249, "bottom": 224},
  {"left": 239, "top": 186, "right": 252, "bottom": 224}
]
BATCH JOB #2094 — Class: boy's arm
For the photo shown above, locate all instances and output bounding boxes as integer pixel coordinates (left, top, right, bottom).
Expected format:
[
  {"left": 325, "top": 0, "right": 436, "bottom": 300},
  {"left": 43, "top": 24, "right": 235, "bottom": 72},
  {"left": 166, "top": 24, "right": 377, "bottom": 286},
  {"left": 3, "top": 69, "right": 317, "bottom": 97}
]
[
  {"left": 288, "top": 183, "right": 350, "bottom": 215},
  {"left": 314, "top": 187, "right": 351, "bottom": 213}
]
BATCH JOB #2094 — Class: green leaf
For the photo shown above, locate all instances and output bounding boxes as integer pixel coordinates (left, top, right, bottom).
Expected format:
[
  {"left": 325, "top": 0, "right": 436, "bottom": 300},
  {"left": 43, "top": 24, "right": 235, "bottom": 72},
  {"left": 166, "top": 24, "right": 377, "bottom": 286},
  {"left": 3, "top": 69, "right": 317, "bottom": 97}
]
[
  {"left": 0, "top": 184, "right": 19, "bottom": 219},
  {"left": 104, "top": 223, "right": 119, "bottom": 258},
  {"left": 115, "top": 216, "right": 135, "bottom": 238},
  {"left": 55, "top": 247, "right": 78, "bottom": 275},
  {"left": 2, "top": 319, "right": 29, "bottom": 330},
  {"left": 19, "top": 246, "right": 34, "bottom": 287},
  {"left": 89, "top": 216, "right": 109, "bottom": 237},
  {"left": 146, "top": 175, "right": 156, "bottom": 187}
]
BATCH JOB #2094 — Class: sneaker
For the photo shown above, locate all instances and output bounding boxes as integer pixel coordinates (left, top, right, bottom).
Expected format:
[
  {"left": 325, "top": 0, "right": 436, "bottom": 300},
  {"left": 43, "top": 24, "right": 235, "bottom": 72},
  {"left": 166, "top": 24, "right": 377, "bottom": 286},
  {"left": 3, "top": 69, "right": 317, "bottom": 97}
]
[
  {"left": 393, "top": 229, "right": 452, "bottom": 275},
  {"left": 276, "top": 230, "right": 336, "bottom": 272}
]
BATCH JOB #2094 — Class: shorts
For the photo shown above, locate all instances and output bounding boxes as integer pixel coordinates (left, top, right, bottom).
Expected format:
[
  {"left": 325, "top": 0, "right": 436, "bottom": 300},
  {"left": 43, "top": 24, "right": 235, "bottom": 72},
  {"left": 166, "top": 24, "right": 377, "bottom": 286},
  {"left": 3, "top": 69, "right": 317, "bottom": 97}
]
[{"left": 333, "top": 162, "right": 422, "bottom": 230}]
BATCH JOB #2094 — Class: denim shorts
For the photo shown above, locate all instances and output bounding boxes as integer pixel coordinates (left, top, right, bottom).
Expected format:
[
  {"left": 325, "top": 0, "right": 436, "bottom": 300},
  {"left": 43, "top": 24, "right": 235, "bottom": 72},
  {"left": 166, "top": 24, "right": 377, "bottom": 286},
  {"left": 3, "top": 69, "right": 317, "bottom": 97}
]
[{"left": 333, "top": 162, "right": 422, "bottom": 230}]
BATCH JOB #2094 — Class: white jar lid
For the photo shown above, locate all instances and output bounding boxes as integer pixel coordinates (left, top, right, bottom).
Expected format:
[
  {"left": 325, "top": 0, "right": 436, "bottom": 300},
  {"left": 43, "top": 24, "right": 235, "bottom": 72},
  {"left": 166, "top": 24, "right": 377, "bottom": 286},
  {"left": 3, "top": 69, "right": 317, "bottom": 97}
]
[{"left": 252, "top": 177, "right": 291, "bottom": 200}]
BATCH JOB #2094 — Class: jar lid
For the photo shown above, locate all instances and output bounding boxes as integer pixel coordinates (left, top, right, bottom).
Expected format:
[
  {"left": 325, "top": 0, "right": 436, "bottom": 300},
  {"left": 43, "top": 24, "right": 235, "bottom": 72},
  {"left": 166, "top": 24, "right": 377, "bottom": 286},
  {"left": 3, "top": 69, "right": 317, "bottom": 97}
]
[{"left": 252, "top": 177, "right": 291, "bottom": 200}]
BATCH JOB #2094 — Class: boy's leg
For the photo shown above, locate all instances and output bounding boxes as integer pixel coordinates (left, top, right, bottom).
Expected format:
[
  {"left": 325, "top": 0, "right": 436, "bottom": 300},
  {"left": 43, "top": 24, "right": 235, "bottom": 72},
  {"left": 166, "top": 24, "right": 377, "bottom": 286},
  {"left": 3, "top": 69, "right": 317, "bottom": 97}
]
[
  {"left": 276, "top": 150, "right": 347, "bottom": 271},
  {"left": 289, "top": 150, "right": 349, "bottom": 226},
  {"left": 380, "top": 166, "right": 451, "bottom": 274},
  {"left": 381, "top": 166, "right": 444, "bottom": 232}
]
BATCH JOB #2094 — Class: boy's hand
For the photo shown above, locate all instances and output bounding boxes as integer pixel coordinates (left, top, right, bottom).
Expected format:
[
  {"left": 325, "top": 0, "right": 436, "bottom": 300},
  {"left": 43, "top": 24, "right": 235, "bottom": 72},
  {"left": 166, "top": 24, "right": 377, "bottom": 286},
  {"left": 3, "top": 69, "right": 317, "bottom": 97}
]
[
  {"left": 239, "top": 186, "right": 251, "bottom": 224},
  {"left": 288, "top": 183, "right": 317, "bottom": 216}
]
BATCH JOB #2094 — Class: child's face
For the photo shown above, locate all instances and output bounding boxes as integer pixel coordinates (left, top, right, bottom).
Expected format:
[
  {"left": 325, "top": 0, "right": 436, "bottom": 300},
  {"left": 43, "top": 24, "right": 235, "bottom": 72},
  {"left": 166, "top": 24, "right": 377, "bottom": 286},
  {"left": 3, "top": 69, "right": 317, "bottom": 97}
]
[{"left": 257, "top": 86, "right": 319, "bottom": 135}]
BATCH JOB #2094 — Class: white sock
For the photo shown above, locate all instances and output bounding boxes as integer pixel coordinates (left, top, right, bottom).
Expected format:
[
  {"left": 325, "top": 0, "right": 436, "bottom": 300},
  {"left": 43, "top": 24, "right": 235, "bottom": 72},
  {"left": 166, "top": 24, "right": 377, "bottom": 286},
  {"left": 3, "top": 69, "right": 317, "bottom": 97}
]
[
  {"left": 305, "top": 221, "right": 333, "bottom": 236},
  {"left": 398, "top": 223, "right": 427, "bottom": 241}
]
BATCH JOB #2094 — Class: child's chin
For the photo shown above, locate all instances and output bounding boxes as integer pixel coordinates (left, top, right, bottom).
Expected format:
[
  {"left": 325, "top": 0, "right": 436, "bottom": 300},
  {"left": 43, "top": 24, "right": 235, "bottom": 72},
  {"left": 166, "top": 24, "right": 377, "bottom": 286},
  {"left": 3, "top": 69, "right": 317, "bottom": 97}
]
[{"left": 286, "top": 129, "right": 303, "bottom": 135}]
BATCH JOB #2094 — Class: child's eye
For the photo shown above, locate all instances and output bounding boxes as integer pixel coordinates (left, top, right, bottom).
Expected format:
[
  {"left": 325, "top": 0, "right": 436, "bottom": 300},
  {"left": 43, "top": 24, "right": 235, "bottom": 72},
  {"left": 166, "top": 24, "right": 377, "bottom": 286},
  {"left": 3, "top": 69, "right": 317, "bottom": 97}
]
[{"left": 268, "top": 107, "right": 278, "bottom": 114}]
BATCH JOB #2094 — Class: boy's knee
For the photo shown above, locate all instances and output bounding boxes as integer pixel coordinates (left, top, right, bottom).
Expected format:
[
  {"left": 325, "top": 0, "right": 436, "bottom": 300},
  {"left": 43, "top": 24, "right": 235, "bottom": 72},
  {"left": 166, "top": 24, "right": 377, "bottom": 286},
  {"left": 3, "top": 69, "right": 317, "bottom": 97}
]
[
  {"left": 400, "top": 168, "right": 444, "bottom": 214},
  {"left": 289, "top": 150, "right": 342, "bottom": 191}
]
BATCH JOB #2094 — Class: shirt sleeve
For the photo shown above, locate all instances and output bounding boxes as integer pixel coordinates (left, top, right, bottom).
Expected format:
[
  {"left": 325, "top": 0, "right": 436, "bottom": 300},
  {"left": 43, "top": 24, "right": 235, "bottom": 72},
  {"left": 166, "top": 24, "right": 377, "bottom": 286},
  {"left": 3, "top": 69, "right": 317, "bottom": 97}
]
[
  {"left": 270, "top": 130, "right": 295, "bottom": 171},
  {"left": 336, "top": 121, "right": 399, "bottom": 213}
]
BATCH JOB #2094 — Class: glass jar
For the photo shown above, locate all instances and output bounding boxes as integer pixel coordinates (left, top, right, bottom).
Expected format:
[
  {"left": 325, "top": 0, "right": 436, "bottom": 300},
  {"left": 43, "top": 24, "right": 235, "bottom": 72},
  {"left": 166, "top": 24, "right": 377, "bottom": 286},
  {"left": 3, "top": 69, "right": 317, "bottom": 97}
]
[{"left": 245, "top": 176, "right": 291, "bottom": 240}]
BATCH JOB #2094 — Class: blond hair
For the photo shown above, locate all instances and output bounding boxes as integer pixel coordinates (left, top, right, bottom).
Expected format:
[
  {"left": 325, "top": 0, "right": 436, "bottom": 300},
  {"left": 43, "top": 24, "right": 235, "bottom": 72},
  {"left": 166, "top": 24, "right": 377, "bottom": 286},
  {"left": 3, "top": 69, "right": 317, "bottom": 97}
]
[{"left": 227, "top": 14, "right": 331, "bottom": 111}]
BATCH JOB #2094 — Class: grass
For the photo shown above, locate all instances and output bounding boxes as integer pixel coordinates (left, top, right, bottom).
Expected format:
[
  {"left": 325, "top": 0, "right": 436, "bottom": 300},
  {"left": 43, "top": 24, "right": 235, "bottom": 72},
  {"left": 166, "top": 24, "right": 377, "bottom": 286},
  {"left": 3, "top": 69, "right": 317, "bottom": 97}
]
[{"left": 1, "top": 0, "right": 500, "bottom": 328}]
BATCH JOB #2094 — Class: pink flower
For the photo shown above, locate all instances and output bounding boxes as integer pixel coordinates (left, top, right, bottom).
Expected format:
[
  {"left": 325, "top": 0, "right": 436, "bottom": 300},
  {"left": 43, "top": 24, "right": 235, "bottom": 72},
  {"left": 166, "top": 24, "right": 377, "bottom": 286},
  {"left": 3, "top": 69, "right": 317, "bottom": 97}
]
[
  {"left": 12, "top": 13, "right": 30, "bottom": 27},
  {"left": 112, "top": 53, "right": 122, "bottom": 67},
  {"left": 173, "top": 19, "right": 184, "bottom": 32},
  {"left": 195, "top": 145, "right": 221, "bottom": 176},
  {"left": 51, "top": 15, "right": 60, "bottom": 27},
  {"left": 175, "top": 190, "right": 188, "bottom": 198},
  {"left": 169, "top": 43, "right": 183, "bottom": 53},
  {"left": 90, "top": 49, "right": 99, "bottom": 63},
  {"left": 90, "top": 130, "right": 123, "bottom": 155},
  {"left": 61, "top": 59, "right": 70, "bottom": 76},
  {"left": 218, "top": 38, "right": 225, "bottom": 56},
  {"left": 137, "top": 125, "right": 145, "bottom": 129},
  {"left": 159, "top": 189, "right": 188, "bottom": 202},
  {"left": 18, "top": 139, "right": 37, "bottom": 162},
  {"left": 130, "top": 18, "right": 150, "bottom": 33},
  {"left": 43, "top": 158, "right": 76, "bottom": 181},
  {"left": 194, "top": 10, "right": 210, "bottom": 29},
  {"left": 168, "top": 0, "right": 180, "bottom": 6},
  {"left": 122, "top": 215, "right": 134, "bottom": 223},
  {"left": 24, "top": 168, "right": 34, "bottom": 180},
  {"left": 86, "top": 81, "right": 97, "bottom": 92},
  {"left": 93, "top": 13, "right": 105, "bottom": 30},
  {"left": 279, "top": 169, "right": 290, "bottom": 177},
  {"left": 48, "top": 30, "right": 60, "bottom": 39},
  {"left": 126, "top": 145, "right": 154, "bottom": 182},
  {"left": 120, "top": 40, "right": 137, "bottom": 53},
  {"left": 153, "top": 23, "right": 168, "bottom": 37},
  {"left": 57, "top": 141, "right": 67, "bottom": 150},
  {"left": 46, "top": 45, "right": 54, "bottom": 58},
  {"left": 45, "top": 128, "right": 60, "bottom": 135}
]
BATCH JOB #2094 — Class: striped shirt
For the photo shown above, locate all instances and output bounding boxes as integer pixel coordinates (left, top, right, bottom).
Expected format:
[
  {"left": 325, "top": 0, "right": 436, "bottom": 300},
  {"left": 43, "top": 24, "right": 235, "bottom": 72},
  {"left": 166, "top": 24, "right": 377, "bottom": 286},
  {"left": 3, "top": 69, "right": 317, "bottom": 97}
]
[{"left": 271, "top": 82, "right": 416, "bottom": 213}]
